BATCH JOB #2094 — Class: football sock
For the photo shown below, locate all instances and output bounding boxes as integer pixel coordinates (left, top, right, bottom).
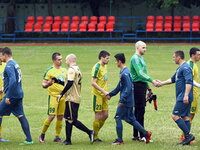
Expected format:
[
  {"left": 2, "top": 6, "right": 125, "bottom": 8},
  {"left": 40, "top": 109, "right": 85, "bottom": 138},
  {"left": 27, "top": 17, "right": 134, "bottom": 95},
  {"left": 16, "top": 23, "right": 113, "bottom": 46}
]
[
  {"left": 18, "top": 116, "right": 32, "bottom": 142},
  {"left": 93, "top": 120, "right": 100, "bottom": 139},
  {"left": 129, "top": 120, "right": 147, "bottom": 136},
  {"left": 115, "top": 118, "right": 123, "bottom": 142},
  {"left": 175, "top": 118, "right": 189, "bottom": 136},
  {"left": 55, "top": 119, "right": 62, "bottom": 137},
  {"left": 73, "top": 120, "right": 90, "bottom": 135},
  {"left": 65, "top": 121, "right": 73, "bottom": 142},
  {"left": 41, "top": 119, "right": 52, "bottom": 134},
  {"left": 0, "top": 117, "right": 2, "bottom": 136},
  {"left": 99, "top": 118, "right": 106, "bottom": 130},
  {"left": 184, "top": 120, "right": 191, "bottom": 133}
]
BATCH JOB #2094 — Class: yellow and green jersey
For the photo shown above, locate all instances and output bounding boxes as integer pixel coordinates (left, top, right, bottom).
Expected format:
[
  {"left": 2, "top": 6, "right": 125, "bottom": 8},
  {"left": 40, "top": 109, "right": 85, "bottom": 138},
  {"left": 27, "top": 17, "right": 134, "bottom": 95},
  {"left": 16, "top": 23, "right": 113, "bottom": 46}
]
[
  {"left": 0, "top": 62, "right": 5, "bottom": 100},
  {"left": 91, "top": 62, "right": 108, "bottom": 96},
  {"left": 43, "top": 66, "right": 67, "bottom": 96},
  {"left": 188, "top": 59, "right": 199, "bottom": 94}
]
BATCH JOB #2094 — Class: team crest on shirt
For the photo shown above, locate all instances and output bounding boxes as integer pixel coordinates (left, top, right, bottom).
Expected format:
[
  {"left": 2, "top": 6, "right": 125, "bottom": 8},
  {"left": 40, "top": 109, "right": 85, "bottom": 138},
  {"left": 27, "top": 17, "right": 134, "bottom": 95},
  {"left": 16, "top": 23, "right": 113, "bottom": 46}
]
[{"left": 104, "top": 73, "right": 108, "bottom": 80}]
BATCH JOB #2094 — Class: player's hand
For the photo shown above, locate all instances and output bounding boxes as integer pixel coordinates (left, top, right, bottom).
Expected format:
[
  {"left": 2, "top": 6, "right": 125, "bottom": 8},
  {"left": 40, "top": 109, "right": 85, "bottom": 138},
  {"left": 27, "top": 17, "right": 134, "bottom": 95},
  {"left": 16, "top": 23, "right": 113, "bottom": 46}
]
[
  {"left": 0, "top": 88, "right": 3, "bottom": 95},
  {"left": 51, "top": 77, "right": 58, "bottom": 83},
  {"left": 106, "top": 94, "right": 111, "bottom": 100},
  {"left": 57, "top": 95, "right": 62, "bottom": 103},
  {"left": 118, "top": 103, "right": 124, "bottom": 107},
  {"left": 103, "top": 91, "right": 109, "bottom": 97},
  {"left": 183, "top": 95, "right": 189, "bottom": 104},
  {"left": 5, "top": 98, "right": 10, "bottom": 104}
]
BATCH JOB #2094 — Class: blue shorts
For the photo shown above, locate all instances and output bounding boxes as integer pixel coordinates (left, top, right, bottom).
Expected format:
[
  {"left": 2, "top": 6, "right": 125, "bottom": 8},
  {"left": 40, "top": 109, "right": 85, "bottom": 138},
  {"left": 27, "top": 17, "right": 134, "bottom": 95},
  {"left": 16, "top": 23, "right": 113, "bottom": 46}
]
[
  {"left": 0, "top": 98, "right": 24, "bottom": 116},
  {"left": 115, "top": 105, "right": 136, "bottom": 123},
  {"left": 172, "top": 101, "right": 191, "bottom": 117}
]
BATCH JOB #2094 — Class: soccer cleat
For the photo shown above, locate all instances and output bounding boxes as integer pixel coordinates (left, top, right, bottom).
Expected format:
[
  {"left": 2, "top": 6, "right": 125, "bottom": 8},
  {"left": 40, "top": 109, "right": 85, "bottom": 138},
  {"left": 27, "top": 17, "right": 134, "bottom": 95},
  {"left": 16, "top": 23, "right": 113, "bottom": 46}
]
[
  {"left": 89, "top": 130, "right": 95, "bottom": 144},
  {"left": 0, "top": 137, "right": 9, "bottom": 142},
  {"left": 112, "top": 139, "right": 125, "bottom": 145},
  {"left": 61, "top": 140, "right": 72, "bottom": 145},
  {"left": 53, "top": 136, "right": 62, "bottom": 143},
  {"left": 132, "top": 136, "right": 140, "bottom": 141},
  {"left": 145, "top": 131, "right": 152, "bottom": 144},
  {"left": 182, "top": 134, "right": 195, "bottom": 145},
  {"left": 19, "top": 141, "right": 34, "bottom": 146},
  {"left": 94, "top": 138, "right": 103, "bottom": 142},
  {"left": 39, "top": 134, "right": 45, "bottom": 143}
]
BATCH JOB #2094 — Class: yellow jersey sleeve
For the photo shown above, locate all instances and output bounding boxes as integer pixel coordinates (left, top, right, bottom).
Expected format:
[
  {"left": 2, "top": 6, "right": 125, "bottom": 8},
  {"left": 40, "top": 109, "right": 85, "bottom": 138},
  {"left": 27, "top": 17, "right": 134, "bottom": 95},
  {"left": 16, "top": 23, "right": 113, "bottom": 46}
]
[
  {"left": 92, "top": 63, "right": 100, "bottom": 78},
  {"left": 68, "top": 67, "right": 75, "bottom": 81},
  {"left": 43, "top": 67, "right": 53, "bottom": 80}
]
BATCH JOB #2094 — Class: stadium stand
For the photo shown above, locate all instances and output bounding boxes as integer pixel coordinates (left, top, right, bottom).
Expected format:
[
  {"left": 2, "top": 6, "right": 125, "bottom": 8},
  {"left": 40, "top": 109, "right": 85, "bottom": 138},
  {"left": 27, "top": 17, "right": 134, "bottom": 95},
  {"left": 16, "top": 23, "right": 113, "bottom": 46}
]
[
  {"left": 108, "top": 16, "right": 115, "bottom": 24},
  {"left": 36, "top": 16, "right": 44, "bottom": 25},
  {"left": 54, "top": 16, "right": 62, "bottom": 24},
  {"left": 34, "top": 23, "right": 42, "bottom": 32},
  {"left": 72, "top": 16, "right": 80, "bottom": 24},
  {"left": 88, "top": 23, "right": 96, "bottom": 31},
  {"left": 164, "top": 23, "right": 172, "bottom": 31},
  {"left": 97, "top": 23, "right": 105, "bottom": 32},
  {"left": 99, "top": 16, "right": 107, "bottom": 24},
  {"left": 27, "top": 16, "right": 35, "bottom": 25},
  {"left": 79, "top": 23, "right": 87, "bottom": 32},
  {"left": 45, "top": 16, "right": 53, "bottom": 24},
  {"left": 61, "top": 23, "right": 69, "bottom": 32},
  {"left": 43, "top": 23, "right": 51, "bottom": 32},
  {"left": 106, "top": 23, "right": 114, "bottom": 32},
  {"left": 192, "top": 22, "right": 199, "bottom": 31},
  {"left": 90, "top": 16, "right": 98, "bottom": 24},
  {"left": 52, "top": 23, "right": 60, "bottom": 32},
  {"left": 81, "top": 16, "right": 89, "bottom": 24},
  {"left": 63, "top": 16, "right": 70, "bottom": 24},
  {"left": 70, "top": 23, "right": 78, "bottom": 32},
  {"left": 25, "top": 23, "right": 33, "bottom": 32}
]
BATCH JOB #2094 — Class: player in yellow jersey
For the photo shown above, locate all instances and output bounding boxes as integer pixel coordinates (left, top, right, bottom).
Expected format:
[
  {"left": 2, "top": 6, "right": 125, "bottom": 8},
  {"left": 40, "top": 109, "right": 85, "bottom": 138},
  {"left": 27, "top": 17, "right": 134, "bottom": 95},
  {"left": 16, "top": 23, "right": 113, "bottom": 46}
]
[
  {"left": 39, "top": 52, "right": 67, "bottom": 143},
  {"left": 91, "top": 50, "right": 110, "bottom": 142},
  {"left": 180, "top": 47, "right": 200, "bottom": 142},
  {"left": 0, "top": 48, "right": 8, "bottom": 142},
  {"left": 57, "top": 54, "right": 94, "bottom": 145}
]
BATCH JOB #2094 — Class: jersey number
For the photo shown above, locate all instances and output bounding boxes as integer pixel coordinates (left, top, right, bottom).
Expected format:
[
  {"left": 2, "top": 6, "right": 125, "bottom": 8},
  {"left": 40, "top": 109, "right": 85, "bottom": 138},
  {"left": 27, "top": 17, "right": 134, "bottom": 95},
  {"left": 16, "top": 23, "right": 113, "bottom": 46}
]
[{"left": 17, "top": 69, "right": 22, "bottom": 83}]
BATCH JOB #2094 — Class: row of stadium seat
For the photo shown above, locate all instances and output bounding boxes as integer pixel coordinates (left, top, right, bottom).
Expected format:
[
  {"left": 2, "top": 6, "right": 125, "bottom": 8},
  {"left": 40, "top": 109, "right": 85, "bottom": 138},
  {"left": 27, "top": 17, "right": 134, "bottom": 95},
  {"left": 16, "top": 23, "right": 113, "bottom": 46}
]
[
  {"left": 25, "top": 22, "right": 114, "bottom": 32},
  {"left": 146, "top": 16, "right": 200, "bottom": 31},
  {"left": 26, "top": 16, "right": 116, "bottom": 25}
]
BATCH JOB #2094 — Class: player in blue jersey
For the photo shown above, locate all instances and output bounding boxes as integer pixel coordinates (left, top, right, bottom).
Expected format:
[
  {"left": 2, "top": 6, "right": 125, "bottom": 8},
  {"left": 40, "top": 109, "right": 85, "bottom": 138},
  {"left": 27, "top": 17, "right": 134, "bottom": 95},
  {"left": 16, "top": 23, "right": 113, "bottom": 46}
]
[
  {"left": 0, "top": 47, "right": 33, "bottom": 145},
  {"left": 158, "top": 50, "right": 195, "bottom": 145},
  {"left": 106, "top": 53, "right": 152, "bottom": 145}
]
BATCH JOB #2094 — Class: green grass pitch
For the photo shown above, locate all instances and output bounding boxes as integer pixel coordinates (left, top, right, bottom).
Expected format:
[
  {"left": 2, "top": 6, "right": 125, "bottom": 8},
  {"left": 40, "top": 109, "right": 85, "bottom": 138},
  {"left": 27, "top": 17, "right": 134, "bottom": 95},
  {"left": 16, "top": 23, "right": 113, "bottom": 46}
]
[{"left": 0, "top": 44, "right": 200, "bottom": 150}]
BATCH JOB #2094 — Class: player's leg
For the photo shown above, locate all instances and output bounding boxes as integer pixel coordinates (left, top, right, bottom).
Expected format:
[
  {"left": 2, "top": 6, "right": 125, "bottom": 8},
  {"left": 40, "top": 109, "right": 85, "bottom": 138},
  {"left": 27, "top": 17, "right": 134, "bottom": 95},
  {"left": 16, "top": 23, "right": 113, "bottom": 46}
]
[
  {"left": 99, "top": 97, "right": 109, "bottom": 132},
  {"left": 54, "top": 97, "right": 65, "bottom": 142},
  {"left": 40, "top": 96, "right": 56, "bottom": 143}
]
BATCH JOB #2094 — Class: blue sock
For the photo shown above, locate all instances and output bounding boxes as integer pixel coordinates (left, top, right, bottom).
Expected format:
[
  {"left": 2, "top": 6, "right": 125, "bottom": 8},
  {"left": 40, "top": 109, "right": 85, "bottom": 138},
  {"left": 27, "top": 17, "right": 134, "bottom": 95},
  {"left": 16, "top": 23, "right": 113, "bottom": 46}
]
[
  {"left": 184, "top": 120, "right": 190, "bottom": 133},
  {"left": 175, "top": 118, "right": 189, "bottom": 136},
  {"left": 129, "top": 120, "right": 147, "bottom": 136},
  {"left": 115, "top": 118, "right": 123, "bottom": 142},
  {"left": 18, "top": 116, "right": 32, "bottom": 142}
]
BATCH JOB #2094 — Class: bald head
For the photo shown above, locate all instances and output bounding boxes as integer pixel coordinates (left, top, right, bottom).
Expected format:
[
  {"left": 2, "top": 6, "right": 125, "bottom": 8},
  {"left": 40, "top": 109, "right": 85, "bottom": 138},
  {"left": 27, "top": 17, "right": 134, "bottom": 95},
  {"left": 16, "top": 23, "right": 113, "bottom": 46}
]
[
  {"left": 66, "top": 54, "right": 76, "bottom": 66},
  {"left": 135, "top": 41, "right": 146, "bottom": 56}
]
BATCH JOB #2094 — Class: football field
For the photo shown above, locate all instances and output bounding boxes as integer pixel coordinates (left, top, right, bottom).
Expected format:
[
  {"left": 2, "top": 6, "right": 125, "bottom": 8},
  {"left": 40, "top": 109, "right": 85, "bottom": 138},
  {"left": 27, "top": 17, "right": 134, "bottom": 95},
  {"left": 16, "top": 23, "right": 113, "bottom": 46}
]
[{"left": 0, "top": 44, "right": 200, "bottom": 150}]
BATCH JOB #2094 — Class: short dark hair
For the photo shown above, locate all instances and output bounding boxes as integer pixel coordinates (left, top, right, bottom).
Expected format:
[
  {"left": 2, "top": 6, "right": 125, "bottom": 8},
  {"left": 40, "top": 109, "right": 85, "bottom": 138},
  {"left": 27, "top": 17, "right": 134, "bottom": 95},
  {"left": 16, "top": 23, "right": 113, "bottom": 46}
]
[
  {"left": 52, "top": 52, "right": 61, "bottom": 60},
  {"left": 0, "top": 48, "right": 3, "bottom": 53},
  {"left": 98, "top": 50, "right": 110, "bottom": 60},
  {"left": 114, "top": 53, "right": 126, "bottom": 63},
  {"left": 189, "top": 47, "right": 200, "bottom": 57},
  {"left": 174, "top": 50, "right": 184, "bottom": 59},
  {"left": 2, "top": 47, "right": 12, "bottom": 56}
]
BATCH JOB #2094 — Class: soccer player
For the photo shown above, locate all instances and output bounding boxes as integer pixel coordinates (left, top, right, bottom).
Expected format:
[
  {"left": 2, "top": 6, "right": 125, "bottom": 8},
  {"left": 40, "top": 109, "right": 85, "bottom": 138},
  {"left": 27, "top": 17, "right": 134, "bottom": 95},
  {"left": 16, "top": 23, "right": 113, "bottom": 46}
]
[
  {"left": 158, "top": 50, "right": 195, "bottom": 145},
  {"left": 180, "top": 47, "right": 200, "bottom": 142},
  {"left": 91, "top": 50, "right": 110, "bottom": 142},
  {"left": 0, "top": 47, "right": 33, "bottom": 145},
  {"left": 106, "top": 53, "right": 152, "bottom": 145},
  {"left": 0, "top": 48, "right": 8, "bottom": 142},
  {"left": 57, "top": 54, "right": 94, "bottom": 145},
  {"left": 39, "top": 52, "right": 67, "bottom": 143},
  {"left": 130, "top": 41, "right": 158, "bottom": 141}
]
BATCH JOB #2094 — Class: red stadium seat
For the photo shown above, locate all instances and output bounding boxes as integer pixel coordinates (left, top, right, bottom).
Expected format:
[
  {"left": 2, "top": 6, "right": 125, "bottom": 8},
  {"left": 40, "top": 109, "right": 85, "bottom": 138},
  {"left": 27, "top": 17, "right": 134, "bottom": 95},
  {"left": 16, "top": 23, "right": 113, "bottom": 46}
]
[
  {"left": 146, "top": 23, "right": 154, "bottom": 31},
  {"left": 43, "top": 23, "right": 51, "bottom": 32},
  {"left": 108, "top": 16, "right": 115, "bottom": 24},
  {"left": 36, "top": 16, "right": 44, "bottom": 25},
  {"left": 25, "top": 23, "right": 33, "bottom": 32},
  {"left": 88, "top": 23, "right": 96, "bottom": 32},
  {"left": 79, "top": 23, "right": 87, "bottom": 32},
  {"left": 63, "top": 16, "right": 70, "bottom": 24},
  {"left": 174, "top": 16, "right": 181, "bottom": 24},
  {"left": 61, "top": 23, "right": 69, "bottom": 32},
  {"left": 72, "top": 16, "right": 80, "bottom": 24},
  {"left": 183, "top": 23, "right": 190, "bottom": 31},
  {"left": 156, "top": 16, "right": 163, "bottom": 23},
  {"left": 164, "top": 23, "right": 172, "bottom": 31},
  {"left": 90, "top": 16, "right": 98, "bottom": 24},
  {"left": 192, "top": 16, "right": 199, "bottom": 23},
  {"left": 52, "top": 23, "right": 60, "bottom": 32},
  {"left": 54, "top": 16, "right": 62, "bottom": 24},
  {"left": 97, "top": 23, "right": 105, "bottom": 32},
  {"left": 155, "top": 23, "right": 163, "bottom": 31},
  {"left": 183, "top": 16, "right": 190, "bottom": 23},
  {"left": 106, "top": 23, "right": 114, "bottom": 32},
  {"left": 147, "top": 16, "right": 154, "bottom": 23},
  {"left": 27, "top": 16, "right": 34, "bottom": 25},
  {"left": 165, "top": 16, "right": 172, "bottom": 23},
  {"left": 173, "top": 23, "right": 181, "bottom": 31},
  {"left": 81, "top": 16, "right": 88, "bottom": 24},
  {"left": 45, "top": 16, "right": 53, "bottom": 24},
  {"left": 34, "top": 23, "right": 42, "bottom": 32},
  {"left": 70, "top": 23, "right": 78, "bottom": 32},
  {"left": 99, "top": 16, "right": 107, "bottom": 24},
  {"left": 192, "top": 23, "right": 199, "bottom": 31}
]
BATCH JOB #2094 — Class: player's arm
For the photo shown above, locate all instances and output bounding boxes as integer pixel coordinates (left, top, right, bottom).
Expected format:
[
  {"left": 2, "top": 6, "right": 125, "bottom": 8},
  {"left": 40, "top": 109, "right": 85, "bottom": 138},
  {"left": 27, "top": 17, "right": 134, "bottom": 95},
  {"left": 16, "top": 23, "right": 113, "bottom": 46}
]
[
  {"left": 42, "top": 79, "right": 53, "bottom": 88},
  {"left": 193, "top": 80, "right": 200, "bottom": 88},
  {"left": 109, "top": 82, "right": 120, "bottom": 97},
  {"left": 91, "top": 78, "right": 108, "bottom": 96}
]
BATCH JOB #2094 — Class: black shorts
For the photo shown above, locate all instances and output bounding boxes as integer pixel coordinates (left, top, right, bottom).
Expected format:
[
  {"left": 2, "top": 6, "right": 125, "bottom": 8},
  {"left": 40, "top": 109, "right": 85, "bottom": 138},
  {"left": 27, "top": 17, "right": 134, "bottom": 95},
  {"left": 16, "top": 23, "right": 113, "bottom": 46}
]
[
  {"left": 64, "top": 101, "right": 80, "bottom": 120},
  {"left": 133, "top": 82, "right": 147, "bottom": 107}
]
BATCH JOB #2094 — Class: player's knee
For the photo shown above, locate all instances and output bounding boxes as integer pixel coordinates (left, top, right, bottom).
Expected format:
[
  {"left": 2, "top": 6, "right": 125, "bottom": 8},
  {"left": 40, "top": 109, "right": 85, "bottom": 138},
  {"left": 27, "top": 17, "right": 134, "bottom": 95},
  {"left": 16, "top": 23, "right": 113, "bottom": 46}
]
[
  {"left": 48, "top": 115, "right": 55, "bottom": 120},
  {"left": 171, "top": 114, "right": 179, "bottom": 121},
  {"left": 57, "top": 115, "right": 64, "bottom": 120}
]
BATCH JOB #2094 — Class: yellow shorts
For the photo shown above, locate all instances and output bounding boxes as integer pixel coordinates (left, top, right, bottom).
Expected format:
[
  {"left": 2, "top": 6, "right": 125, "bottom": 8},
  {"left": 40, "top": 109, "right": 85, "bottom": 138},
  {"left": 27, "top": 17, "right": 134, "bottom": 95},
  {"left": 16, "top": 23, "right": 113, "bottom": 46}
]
[
  {"left": 190, "top": 94, "right": 198, "bottom": 114},
  {"left": 48, "top": 95, "right": 65, "bottom": 115},
  {"left": 92, "top": 94, "right": 108, "bottom": 112}
]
